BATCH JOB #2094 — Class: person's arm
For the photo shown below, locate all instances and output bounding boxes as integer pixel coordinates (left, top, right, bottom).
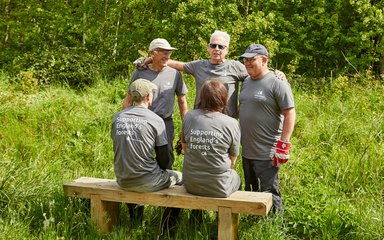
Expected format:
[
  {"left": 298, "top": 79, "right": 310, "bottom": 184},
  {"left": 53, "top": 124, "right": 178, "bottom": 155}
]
[
  {"left": 230, "top": 155, "right": 237, "bottom": 169},
  {"left": 122, "top": 94, "right": 132, "bottom": 110},
  {"left": 177, "top": 95, "right": 188, "bottom": 120},
  {"left": 274, "top": 70, "right": 287, "bottom": 81},
  {"left": 271, "top": 107, "right": 295, "bottom": 167},
  {"left": 181, "top": 142, "right": 186, "bottom": 155},
  {"left": 155, "top": 144, "right": 173, "bottom": 170},
  {"left": 167, "top": 59, "right": 186, "bottom": 72},
  {"left": 181, "top": 130, "right": 186, "bottom": 155},
  {"left": 281, "top": 107, "right": 296, "bottom": 141}
]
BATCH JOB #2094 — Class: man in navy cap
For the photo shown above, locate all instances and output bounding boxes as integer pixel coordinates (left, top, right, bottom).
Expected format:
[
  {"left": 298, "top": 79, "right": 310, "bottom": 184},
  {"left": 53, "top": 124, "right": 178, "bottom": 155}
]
[{"left": 239, "top": 44, "right": 296, "bottom": 213}]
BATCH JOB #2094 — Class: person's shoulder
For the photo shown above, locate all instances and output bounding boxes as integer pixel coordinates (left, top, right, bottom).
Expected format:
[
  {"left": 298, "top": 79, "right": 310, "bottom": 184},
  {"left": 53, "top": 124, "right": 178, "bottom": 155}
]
[
  {"left": 217, "top": 113, "right": 239, "bottom": 129},
  {"left": 225, "top": 59, "right": 246, "bottom": 71},
  {"left": 265, "top": 71, "right": 278, "bottom": 80},
  {"left": 226, "top": 59, "right": 243, "bottom": 65},
  {"left": 185, "top": 109, "right": 202, "bottom": 120},
  {"left": 112, "top": 111, "right": 123, "bottom": 122},
  {"left": 112, "top": 108, "right": 134, "bottom": 123},
  {"left": 224, "top": 113, "right": 239, "bottom": 124},
  {"left": 187, "top": 59, "right": 209, "bottom": 66},
  {"left": 267, "top": 71, "right": 290, "bottom": 86},
  {"left": 185, "top": 109, "right": 199, "bottom": 117},
  {"left": 162, "top": 65, "right": 180, "bottom": 73},
  {"left": 266, "top": 72, "right": 293, "bottom": 94},
  {"left": 143, "top": 109, "right": 164, "bottom": 125},
  {"left": 146, "top": 108, "right": 162, "bottom": 119},
  {"left": 131, "top": 68, "right": 151, "bottom": 80},
  {"left": 242, "top": 76, "right": 252, "bottom": 84}
]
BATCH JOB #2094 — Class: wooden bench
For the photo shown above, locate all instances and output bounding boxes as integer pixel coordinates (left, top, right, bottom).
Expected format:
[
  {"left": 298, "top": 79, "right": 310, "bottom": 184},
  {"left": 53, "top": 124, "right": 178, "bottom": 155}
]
[{"left": 63, "top": 177, "right": 272, "bottom": 240}]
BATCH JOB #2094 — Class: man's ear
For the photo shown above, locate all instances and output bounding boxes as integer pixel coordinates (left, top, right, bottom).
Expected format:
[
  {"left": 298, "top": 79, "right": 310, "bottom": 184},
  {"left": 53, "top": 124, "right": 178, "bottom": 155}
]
[
  {"left": 262, "top": 56, "right": 269, "bottom": 64},
  {"left": 146, "top": 94, "right": 152, "bottom": 106}
]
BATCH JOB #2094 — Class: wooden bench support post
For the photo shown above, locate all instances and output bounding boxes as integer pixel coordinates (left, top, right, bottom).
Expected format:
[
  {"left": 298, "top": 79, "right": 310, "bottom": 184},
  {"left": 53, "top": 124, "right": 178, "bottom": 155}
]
[
  {"left": 90, "top": 195, "right": 120, "bottom": 233},
  {"left": 64, "top": 177, "right": 272, "bottom": 238},
  {"left": 218, "top": 206, "right": 239, "bottom": 240}
]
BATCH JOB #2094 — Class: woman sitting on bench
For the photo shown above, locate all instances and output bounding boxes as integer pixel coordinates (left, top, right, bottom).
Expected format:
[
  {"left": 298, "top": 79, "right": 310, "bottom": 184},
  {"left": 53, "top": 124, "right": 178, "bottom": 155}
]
[{"left": 181, "top": 79, "right": 242, "bottom": 198}]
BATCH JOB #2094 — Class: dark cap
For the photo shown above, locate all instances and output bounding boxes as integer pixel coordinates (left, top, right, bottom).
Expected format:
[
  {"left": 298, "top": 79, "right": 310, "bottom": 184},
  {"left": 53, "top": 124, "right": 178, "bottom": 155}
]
[{"left": 240, "top": 44, "right": 269, "bottom": 58}]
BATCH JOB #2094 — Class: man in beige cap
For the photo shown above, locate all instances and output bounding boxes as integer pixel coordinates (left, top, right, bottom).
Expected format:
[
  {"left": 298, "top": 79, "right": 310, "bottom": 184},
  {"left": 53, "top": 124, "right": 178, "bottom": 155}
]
[
  {"left": 122, "top": 38, "right": 188, "bottom": 234},
  {"left": 123, "top": 38, "right": 188, "bottom": 169},
  {"left": 112, "top": 78, "right": 183, "bottom": 229}
]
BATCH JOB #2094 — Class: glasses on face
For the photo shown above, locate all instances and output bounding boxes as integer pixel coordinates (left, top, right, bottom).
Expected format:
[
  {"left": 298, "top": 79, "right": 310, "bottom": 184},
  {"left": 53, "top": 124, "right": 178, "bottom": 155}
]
[
  {"left": 242, "top": 56, "right": 262, "bottom": 63},
  {"left": 209, "top": 43, "right": 226, "bottom": 50}
]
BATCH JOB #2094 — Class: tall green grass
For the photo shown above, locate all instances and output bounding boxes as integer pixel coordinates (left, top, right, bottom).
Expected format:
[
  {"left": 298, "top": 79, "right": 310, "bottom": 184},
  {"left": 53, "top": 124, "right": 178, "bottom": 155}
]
[{"left": 0, "top": 72, "right": 383, "bottom": 239}]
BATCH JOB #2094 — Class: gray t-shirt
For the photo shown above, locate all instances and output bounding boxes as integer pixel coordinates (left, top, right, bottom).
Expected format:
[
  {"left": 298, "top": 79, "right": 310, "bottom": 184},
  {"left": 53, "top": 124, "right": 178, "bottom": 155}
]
[
  {"left": 130, "top": 66, "right": 188, "bottom": 119},
  {"left": 184, "top": 59, "right": 248, "bottom": 118},
  {"left": 111, "top": 106, "right": 170, "bottom": 191},
  {"left": 239, "top": 71, "right": 295, "bottom": 160},
  {"left": 181, "top": 109, "right": 241, "bottom": 197}
]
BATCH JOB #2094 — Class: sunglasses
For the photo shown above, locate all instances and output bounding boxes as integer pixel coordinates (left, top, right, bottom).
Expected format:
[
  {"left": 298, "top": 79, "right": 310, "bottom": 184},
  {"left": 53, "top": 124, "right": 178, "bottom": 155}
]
[{"left": 209, "top": 43, "right": 226, "bottom": 50}]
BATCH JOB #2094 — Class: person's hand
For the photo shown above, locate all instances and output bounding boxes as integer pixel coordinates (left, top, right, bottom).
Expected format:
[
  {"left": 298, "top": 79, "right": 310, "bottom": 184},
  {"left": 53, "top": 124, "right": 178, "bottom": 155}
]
[
  {"left": 133, "top": 57, "right": 152, "bottom": 70},
  {"left": 274, "top": 70, "right": 287, "bottom": 81},
  {"left": 273, "top": 139, "right": 291, "bottom": 167},
  {"left": 175, "top": 135, "right": 183, "bottom": 155}
]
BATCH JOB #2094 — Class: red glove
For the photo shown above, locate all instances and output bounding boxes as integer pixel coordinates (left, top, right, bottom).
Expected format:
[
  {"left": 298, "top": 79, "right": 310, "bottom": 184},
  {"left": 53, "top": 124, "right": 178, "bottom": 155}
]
[{"left": 273, "top": 140, "right": 291, "bottom": 167}]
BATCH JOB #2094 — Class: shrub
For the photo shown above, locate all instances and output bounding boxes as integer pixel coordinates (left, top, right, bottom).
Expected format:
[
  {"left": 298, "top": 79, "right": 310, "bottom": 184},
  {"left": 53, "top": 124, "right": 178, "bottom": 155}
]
[{"left": 11, "top": 47, "right": 98, "bottom": 88}]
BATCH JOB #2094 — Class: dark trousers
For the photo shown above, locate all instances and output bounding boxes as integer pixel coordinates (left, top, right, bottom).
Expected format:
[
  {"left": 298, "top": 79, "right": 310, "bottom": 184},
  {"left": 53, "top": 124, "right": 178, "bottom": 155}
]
[
  {"left": 161, "top": 118, "right": 180, "bottom": 232},
  {"left": 163, "top": 118, "right": 175, "bottom": 169},
  {"left": 127, "top": 119, "right": 179, "bottom": 232},
  {"left": 242, "top": 157, "right": 282, "bottom": 212}
]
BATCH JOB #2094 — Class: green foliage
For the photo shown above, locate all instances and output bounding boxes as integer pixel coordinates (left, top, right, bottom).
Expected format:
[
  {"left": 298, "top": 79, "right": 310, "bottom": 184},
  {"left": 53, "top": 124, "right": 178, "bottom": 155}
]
[
  {"left": 11, "top": 47, "right": 98, "bottom": 88},
  {"left": 2, "top": 0, "right": 384, "bottom": 85},
  {"left": 18, "top": 70, "right": 39, "bottom": 93},
  {"left": 1, "top": 71, "right": 383, "bottom": 239}
]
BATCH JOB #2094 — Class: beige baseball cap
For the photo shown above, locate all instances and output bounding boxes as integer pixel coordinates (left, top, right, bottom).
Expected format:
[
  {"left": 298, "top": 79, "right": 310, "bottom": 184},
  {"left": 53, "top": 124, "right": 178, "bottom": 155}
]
[
  {"left": 128, "top": 79, "right": 157, "bottom": 97},
  {"left": 149, "top": 38, "right": 177, "bottom": 51}
]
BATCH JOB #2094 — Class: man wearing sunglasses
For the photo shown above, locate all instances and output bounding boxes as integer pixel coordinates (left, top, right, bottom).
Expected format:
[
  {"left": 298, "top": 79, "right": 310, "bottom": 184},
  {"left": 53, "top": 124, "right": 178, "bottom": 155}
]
[{"left": 165, "top": 30, "right": 247, "bottom": 118}]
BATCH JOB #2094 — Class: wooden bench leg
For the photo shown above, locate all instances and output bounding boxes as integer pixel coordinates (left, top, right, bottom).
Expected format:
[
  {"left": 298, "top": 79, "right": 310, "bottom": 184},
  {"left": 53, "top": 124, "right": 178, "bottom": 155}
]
[
  {"left": 90, "top": 195, "right": 120, "bottom": 233},
  {"left": 218, "top": 206, "right": 239, "bottom": 240}
]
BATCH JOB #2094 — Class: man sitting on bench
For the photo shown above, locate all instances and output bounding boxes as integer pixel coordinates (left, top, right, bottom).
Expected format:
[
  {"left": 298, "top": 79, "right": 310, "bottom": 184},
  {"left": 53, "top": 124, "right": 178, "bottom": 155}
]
[{"left": 111, "top": 78, "right": 183, "bottom": 229}]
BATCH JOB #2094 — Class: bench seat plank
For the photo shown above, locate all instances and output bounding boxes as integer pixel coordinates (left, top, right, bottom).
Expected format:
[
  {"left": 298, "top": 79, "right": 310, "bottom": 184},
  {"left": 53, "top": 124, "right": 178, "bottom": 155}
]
[
  {"left": 64, "top": 177, "right": 272, "bottom": 216},
  {"left": 64, "top": 177, "right": 273, "bottom": 239}
]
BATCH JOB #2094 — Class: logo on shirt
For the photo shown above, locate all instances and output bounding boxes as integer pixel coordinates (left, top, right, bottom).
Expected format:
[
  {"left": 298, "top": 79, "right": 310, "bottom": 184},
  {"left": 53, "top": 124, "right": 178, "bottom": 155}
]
[
  {"left": 163, "top": 81, "right": 172, "bottom": 90},
  {"left": 254, "top": 90, "right": 266, "bottom": 101}
]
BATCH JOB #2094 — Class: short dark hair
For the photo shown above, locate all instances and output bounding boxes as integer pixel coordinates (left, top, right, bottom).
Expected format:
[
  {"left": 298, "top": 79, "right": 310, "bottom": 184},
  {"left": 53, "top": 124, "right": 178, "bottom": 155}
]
[{"left": 197, "top": 79, "right": 228, "bottom": 114}]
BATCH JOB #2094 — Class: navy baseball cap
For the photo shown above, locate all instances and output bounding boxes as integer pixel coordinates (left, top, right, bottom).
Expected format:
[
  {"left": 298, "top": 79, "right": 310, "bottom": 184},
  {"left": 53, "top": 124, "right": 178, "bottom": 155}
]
[{"left": 240, "top": 44, "right": 269, "bottom": 58}]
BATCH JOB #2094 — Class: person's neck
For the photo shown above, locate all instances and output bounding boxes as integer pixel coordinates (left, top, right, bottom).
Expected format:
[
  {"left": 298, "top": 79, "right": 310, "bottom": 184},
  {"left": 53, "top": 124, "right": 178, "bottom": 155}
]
[
  {"left": 251, "top": 69, "right": 270, "bottom": 80},
  {"left": 132, "top": 101, "right": 149, "bottom": 108},
  {"left": 210, "top": 59, "right": 225, "bottom": 65},
  {"left": 149, "top": 63, "right": 165, "bottom": 72}
]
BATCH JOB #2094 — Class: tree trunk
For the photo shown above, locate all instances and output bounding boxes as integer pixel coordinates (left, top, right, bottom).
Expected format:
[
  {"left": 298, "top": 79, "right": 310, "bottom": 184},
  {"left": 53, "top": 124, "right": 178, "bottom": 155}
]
[
  {"left": 82, "top": 0, "right": 87, "bottom": 46},
  {"left": 112, "top": 10, "right": 121, "bottom": 62}
]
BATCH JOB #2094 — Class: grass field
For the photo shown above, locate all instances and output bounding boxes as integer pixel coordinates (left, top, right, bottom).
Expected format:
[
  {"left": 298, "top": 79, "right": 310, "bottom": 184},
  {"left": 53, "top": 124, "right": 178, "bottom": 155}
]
[{"left": 0, "top": 72, "right": 383, "bottom": 239}]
